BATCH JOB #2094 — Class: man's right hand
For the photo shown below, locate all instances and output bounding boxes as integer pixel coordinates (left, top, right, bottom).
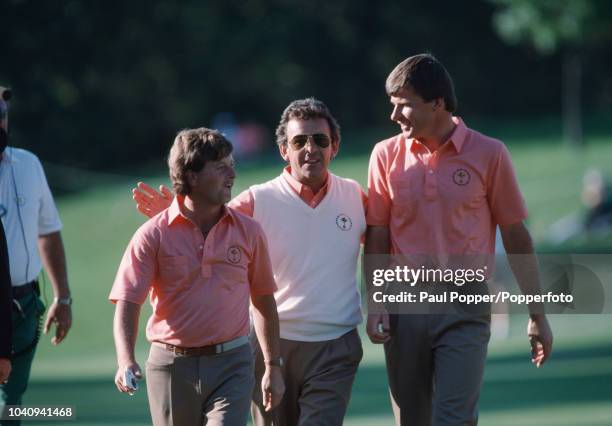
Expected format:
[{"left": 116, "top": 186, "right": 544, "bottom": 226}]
[
  {"left": 132, "top": 182, "right": 173, "bottom": 218},
  {"left": 367, "top": 313, "right": 391, "bottom": 344},
  {"left": 114, "top": 362, "right": 142, "bottom": 394}
]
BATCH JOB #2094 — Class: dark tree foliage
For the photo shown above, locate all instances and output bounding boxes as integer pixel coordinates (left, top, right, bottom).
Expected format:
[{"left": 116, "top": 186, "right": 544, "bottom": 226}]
[{"left": 1, "top": 0, "right": 610, "bottom": 170}]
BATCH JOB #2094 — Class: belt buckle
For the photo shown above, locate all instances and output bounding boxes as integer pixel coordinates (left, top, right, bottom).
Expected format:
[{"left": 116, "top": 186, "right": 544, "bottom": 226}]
[
  {"left": 215, "top": 342, "right": 224, "bottom": 354},
  {"left": 168, "top": 344, "right": 186, "bottom": 356}
]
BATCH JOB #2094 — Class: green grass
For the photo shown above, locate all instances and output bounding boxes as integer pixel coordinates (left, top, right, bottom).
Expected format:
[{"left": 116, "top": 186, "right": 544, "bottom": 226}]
[
  {"left": 25, "top": 317, "right": 612, "bottom": 425},
  {"left": 21, "top": 128, "right": 612, "bottom": 424}
]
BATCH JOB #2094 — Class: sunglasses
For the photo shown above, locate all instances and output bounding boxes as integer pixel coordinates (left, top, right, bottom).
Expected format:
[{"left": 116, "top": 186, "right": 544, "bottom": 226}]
[{"left": 288, "top": 133, "right": 332, "bottom": 150}]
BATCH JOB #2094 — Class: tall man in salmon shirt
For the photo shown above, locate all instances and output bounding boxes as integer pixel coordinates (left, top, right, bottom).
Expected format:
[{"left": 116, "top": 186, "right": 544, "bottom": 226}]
[
  {"left": 133, "top": 99, "right": 366, "bottom": 426},
  {"left": 110, "top": 127, "right": 284, "bottom": 426},
  {"left": 365, "top": 54, "right": 554, "bottom": 425}
]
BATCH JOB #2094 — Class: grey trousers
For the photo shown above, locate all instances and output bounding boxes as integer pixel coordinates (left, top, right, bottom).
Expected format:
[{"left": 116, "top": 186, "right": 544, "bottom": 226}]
[
  {"left": 146, "top": 342, "right": 254, "bottom": 426},
  {"left": 385, "top": 314, "right": 491, "bottom": 426},
  {"left": 251, "top": 329, "right": 363, "bottom": 426}
]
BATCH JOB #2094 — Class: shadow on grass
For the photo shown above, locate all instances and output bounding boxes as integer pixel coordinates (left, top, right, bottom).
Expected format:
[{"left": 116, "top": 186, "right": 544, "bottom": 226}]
[{"left": 23, "top": 341, "right": 611, "bottom": 423}]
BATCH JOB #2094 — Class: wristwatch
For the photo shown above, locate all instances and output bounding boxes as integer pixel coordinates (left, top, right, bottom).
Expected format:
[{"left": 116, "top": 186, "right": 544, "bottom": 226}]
[
  {"left": 54, "top": 296, "right": 73, "bottom": 306},
  {"left": 265, "top": 356, "right": 284, "bottom": 367}
]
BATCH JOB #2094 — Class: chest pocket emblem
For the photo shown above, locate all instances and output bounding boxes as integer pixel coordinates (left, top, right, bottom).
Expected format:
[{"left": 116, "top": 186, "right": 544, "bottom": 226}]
[
  {"left": 452, "top": 168, "right": 471, "bottom": 186},
  {"left": 227, "top": 246, "right": 242, "bottom": 264},
  {"left": 336, "top": 214, "right": 353, "bottom": 231}
]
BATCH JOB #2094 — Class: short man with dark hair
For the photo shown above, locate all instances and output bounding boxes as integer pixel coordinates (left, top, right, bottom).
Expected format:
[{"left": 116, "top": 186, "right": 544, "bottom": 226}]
[
  {"left": 134, "top": 98, "right": 366, "bottom": 425},
  {"left": 110, "top": 127, "right": 284, "bottom": 426},
  {"left": 365, "top": 54, "right": 553, "bottom": 425}
]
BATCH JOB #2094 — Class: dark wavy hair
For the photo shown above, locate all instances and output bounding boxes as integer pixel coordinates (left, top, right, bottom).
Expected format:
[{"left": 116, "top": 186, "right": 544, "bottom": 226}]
[{"left": 275, "top": 97, "right": 340, "bottom": 146}]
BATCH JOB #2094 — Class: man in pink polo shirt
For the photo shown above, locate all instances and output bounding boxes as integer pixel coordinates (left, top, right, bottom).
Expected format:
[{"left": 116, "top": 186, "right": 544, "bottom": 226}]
[
  {"left": 110, "top": 128, "right": 284, "bottom": 426},
  {"left": 365, "top": 54, "right": 554, "bottom": 425},
  {"left": 133, "top": 99, "right": 366, "bottom": 426}
]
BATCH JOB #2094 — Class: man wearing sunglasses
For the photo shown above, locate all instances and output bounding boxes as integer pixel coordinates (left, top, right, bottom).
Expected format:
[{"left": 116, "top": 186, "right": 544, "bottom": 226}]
[
  {"left": 133, "top": 98, "right": 366, "bottom": 425},
  {"left": 0, "top": 87, "right": 73, "bottom": 425}
]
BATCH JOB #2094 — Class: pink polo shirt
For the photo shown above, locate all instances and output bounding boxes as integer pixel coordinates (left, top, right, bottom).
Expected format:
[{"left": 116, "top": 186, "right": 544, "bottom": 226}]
[
  {"left": 367, "top": 117, "right": 527, "bottom": 256},
  {"left": 109, "top": 196, "right": 276, "bottom": 347}
]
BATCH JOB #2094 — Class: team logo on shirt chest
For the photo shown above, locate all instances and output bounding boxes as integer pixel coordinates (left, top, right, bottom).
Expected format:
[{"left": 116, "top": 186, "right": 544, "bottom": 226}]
[
  {"left": 452, "top": 168, "right": 471, "bottom": 186},
  {"left": 336, "top": 214, "right": 353, "bottom": 231},
  {"left": 227, "top": 246, "right": 242, "bottom": 264}
]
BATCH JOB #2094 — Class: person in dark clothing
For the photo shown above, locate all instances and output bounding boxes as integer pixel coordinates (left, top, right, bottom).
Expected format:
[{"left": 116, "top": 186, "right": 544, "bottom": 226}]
[{"left": 0, "top": 220, "right": 12, "bottom": 384}]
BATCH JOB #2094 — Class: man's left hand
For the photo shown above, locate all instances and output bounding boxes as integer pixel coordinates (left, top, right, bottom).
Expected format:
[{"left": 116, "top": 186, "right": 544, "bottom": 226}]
[
  {"left": 527, "top": 314, "right": 553, "bottom": 368},
  {"left": 44, "top": 301, "right": 72, "bottom": 345},
  {"left": 262, "top": 366, "right": 285, "bottom": 412}
]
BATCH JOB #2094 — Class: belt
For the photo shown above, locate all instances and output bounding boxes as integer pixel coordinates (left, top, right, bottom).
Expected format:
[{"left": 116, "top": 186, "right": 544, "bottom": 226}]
[
  {"left": 156, "top": 335, "right": 248, "bottom": 357},
  {"left": 12, "top": 280, "right": 39, "bottom": 298}
]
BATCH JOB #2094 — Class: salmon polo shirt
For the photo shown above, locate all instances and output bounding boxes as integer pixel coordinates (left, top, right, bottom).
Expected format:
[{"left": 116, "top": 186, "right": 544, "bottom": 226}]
[
  {"left": 367, "top": 117, "right": 528, "bottom": 257},
  {"left": 109, "top": 195, "right": 277, "bottom": 347}
]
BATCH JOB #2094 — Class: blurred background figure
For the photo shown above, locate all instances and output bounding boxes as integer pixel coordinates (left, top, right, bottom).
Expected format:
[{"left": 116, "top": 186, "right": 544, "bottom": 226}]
[
  {"left": 212, "top": 112, "right": 240, "bottom": 156},
  {"left": 582, "top": 168, "right": 612, "bottom": 232},
  {"left": 235, "top": 121, "right": 268, "bottom": 159},
  {"left": 547, "top": 168, "right": 612, "bottom": 245},
  {"left": 212, "top": 112, "right": 269, "bottom": 160}
]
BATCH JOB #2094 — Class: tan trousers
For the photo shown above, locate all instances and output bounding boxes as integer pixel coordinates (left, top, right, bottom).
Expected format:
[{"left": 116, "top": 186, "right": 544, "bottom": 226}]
[
  {"left": 251, "top": 329, "right": 363, "bottom": 426},
  {"left": 146, "top": 342, "right": 254, "bottom": 426}
]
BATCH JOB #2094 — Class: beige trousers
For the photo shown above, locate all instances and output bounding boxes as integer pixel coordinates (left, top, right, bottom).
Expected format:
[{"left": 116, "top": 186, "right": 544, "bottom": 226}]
[
  {"left": 146, "top": 342, "right": 254, "bottom": 426},
  {"left": 251, "top": 329, "right": 363, "bottom": 426}
]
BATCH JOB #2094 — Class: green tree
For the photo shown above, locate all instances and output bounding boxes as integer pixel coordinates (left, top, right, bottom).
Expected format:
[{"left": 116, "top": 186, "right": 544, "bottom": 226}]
[{"left": 489, "top": 0, "right": 610, "bottom": 146}]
